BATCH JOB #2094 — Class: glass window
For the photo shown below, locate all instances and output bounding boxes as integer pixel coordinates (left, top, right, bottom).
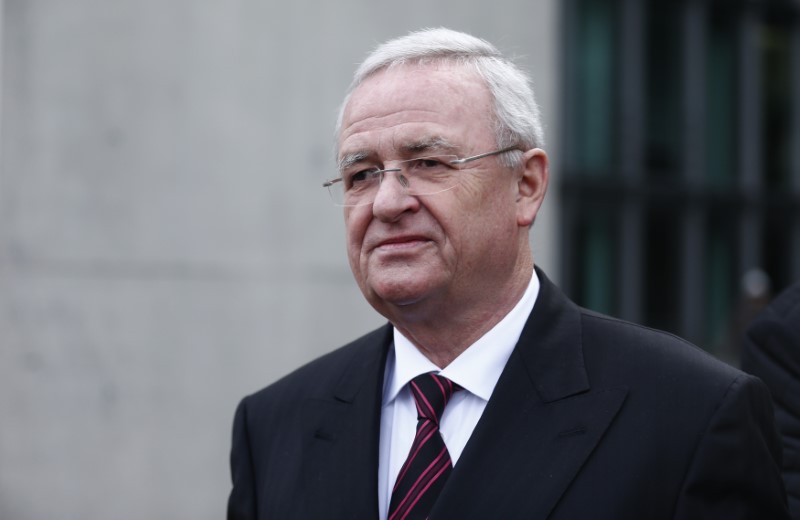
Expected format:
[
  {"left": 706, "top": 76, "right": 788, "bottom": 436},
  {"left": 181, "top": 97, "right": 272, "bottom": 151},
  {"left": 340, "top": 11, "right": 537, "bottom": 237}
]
[
  {"left": 645, "top": 2, "right": 683, "bottom": 180},
  {"left": 575, "top": 207, "right": 618, "bottom": 315},
  {"left": 562, "top": 0, "right": 800, "bottom": 356},
  {"left": 760, "top": 19, "right": 792, "bottom": 190},
  {"left": 644, "top": 205, "right": 680, "bottom": 333},
  {"left": 705, "top": 7, "right": 738, "bottom": 189},
  {"left": 570, "top": 0, "right": 620, "bottom": 176}
]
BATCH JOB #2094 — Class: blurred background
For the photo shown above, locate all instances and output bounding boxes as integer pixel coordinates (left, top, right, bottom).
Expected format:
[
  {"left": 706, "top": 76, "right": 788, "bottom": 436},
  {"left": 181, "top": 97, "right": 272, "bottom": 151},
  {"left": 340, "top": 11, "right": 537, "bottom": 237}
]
[{"left": 0, "top": 0, "right": 797, "bottom": 518}]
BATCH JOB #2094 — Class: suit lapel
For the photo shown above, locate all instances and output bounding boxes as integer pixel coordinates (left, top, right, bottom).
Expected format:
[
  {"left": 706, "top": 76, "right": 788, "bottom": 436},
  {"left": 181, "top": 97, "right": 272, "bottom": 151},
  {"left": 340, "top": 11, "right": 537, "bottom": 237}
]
[
  {"left": 300, "top": 325, "right": 392, "bottom": 520},
  {"left": 432, "top": 270, "right": 628, "bottom": 519}
]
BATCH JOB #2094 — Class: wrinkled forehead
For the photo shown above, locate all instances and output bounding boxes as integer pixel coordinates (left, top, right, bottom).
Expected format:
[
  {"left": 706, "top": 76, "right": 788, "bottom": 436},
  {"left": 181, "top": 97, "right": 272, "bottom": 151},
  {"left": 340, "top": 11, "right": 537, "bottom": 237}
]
[
  {"left": 339, "top": 62, "right": 490, "bottom": 124},
  {"left": 337, "top": 63, "right": 495, "bottom": 158},
  {"left": 346, "top": 59, "right": 483, "bottom": 103},
  {"left": 351, "top": 61, "right": 486, "bottom": 107}
]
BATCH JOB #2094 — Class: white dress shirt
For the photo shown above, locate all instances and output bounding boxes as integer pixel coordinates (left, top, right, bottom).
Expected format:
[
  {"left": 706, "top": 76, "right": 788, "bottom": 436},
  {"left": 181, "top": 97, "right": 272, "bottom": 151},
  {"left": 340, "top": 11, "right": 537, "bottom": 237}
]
[{"left": 377, "top": 271, "right": 540, "bottom": 519}]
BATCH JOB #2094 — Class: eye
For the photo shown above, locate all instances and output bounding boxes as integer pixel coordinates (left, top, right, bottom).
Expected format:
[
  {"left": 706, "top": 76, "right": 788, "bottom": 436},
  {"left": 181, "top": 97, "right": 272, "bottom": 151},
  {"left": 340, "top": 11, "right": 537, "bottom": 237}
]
[
  {"left": 408, "top": 157, "right": 449, "bottom": 171},
  {"left": 405, "top": 156, "right": 458, "bottom": 181},
  {"left": 345, "top": 168, "right": 380, "bottom": 189}
]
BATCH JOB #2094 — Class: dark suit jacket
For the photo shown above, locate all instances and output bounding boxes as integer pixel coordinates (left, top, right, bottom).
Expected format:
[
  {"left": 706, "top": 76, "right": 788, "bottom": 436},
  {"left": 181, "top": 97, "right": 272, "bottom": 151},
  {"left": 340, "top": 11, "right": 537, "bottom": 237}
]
[
  {"left": 742, "top": 281, "right": 800, "bottom": 518},
  {"left": 229, "top": 270, "right": 788, "bottom": 519}
]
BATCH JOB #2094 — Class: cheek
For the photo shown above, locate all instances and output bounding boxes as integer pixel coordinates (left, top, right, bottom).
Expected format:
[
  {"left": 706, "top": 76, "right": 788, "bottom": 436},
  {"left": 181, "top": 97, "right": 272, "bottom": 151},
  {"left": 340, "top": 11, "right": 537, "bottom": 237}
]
[
  {"left": 344, "top": 210, "right": 369, "bottom": 263},
  {"left": 448, "top": 186, "right": 517, "bottom": 251}
]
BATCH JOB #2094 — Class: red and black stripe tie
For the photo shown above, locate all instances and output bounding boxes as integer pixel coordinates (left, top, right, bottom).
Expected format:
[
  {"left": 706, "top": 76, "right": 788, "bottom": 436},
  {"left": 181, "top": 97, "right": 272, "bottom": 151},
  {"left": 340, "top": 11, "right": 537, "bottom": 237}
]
[{"left": 388, "top": 372, "right": 461, "bottom": 520}]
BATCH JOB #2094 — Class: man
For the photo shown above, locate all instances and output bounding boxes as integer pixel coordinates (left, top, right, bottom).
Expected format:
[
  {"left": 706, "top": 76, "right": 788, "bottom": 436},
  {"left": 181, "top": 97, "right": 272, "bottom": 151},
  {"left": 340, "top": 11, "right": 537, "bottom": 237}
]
[
  {"left": 228, "top": 28, "right": 788, "bottom": 519},
  {"left": 742, "top": 280, "right": 800, "bottom": 517}
]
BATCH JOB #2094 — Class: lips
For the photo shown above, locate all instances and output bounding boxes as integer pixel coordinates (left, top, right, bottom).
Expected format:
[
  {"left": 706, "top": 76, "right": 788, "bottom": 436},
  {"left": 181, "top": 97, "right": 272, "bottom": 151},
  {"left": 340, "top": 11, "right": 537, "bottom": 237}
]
[{"left": 373, "top": 235, "right": 430, "bottom": 250}]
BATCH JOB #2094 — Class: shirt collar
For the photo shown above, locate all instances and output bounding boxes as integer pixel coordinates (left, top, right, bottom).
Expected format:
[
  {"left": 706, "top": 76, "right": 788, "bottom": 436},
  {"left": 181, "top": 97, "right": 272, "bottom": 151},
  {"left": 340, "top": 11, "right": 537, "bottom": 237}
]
[{"left": 383, "top": 270, "right": 540, "bottom": 404}]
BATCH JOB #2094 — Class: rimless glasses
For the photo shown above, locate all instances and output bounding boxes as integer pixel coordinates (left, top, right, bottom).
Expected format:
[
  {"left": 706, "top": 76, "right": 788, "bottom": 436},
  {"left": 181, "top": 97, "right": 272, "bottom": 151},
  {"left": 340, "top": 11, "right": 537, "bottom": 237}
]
[{"left": 322, "top": 145, "right": 520, "bottom": 207}]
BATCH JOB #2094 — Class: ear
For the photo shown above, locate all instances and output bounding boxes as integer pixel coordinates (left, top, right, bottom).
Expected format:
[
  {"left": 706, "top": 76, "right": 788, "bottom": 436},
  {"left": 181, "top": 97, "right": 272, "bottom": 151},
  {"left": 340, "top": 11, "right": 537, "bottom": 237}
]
[{"left": 516, "top": 148, "right": 549, "bottom": 227}]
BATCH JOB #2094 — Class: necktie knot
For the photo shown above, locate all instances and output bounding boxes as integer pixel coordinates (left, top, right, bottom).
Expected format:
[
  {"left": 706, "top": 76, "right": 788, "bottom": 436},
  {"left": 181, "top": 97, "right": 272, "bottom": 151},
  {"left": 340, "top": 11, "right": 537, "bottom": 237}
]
[{"left": 409, "top": 373, "right": 459, "bottom": 425}]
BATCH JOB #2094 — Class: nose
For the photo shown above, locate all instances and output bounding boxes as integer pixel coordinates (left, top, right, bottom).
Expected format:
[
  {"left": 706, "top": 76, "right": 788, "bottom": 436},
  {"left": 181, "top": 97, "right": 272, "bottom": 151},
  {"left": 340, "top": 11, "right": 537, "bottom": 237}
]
[{"left": 371, "top": 170, "right": 420, "bottom": 222}]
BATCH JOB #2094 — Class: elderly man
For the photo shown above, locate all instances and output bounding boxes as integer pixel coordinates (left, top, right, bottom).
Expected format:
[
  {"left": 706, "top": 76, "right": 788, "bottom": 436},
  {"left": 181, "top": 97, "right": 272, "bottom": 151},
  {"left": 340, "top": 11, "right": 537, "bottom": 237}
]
[{"left": 228, "top": 28, "right": 788, "bottom": 519}]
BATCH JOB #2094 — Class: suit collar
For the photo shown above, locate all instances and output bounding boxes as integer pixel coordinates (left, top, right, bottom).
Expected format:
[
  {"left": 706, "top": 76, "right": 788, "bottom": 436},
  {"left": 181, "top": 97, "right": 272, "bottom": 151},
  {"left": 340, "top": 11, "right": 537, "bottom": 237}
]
[
  {"left": 331, "top": 324, "right": 392, "bottom": 403},
  {"left": 519, "top": 267, "right": 591, "bottom": 402},
  {"left": 431, "top": 268, "right": 627, "bottom": 519},
  {"left": 301, "top": 324, "right": 392, "bottom": 519},
  {"left": 299, "top": 269, "right": 627, "bottom": 520}
]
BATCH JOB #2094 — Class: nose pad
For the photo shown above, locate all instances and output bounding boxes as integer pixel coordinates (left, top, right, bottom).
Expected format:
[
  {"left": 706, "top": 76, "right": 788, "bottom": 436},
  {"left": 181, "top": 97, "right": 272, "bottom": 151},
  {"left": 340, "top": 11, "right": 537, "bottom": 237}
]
[
  {"left": 374, "top": 169, "right": 408, "bottom": 197},
  {"left": 396, "top": 173, "right": 410, "bottom": 189},
  {"left": 372, "top": 169, "right": 419, "bottom": 217}
]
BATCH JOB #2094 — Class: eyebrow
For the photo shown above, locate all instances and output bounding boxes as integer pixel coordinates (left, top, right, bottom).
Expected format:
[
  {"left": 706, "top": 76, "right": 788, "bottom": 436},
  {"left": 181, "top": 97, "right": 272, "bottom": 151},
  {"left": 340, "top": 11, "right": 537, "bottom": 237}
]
[
  {"left": 399, "top": 137, "right": 458, "bottom": 156},
  {"left": 337, "top": 137, "right": 459, "bottom": 172},
  {"left": 337, "top": 151, "right": 371, "bottom": 172}
]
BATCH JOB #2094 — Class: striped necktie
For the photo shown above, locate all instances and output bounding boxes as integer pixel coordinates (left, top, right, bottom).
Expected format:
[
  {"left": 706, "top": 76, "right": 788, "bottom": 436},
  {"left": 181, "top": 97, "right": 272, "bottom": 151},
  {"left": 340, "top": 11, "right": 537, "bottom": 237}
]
[{"left": 388, "top": 373, "right": 460, "bottom": 520}]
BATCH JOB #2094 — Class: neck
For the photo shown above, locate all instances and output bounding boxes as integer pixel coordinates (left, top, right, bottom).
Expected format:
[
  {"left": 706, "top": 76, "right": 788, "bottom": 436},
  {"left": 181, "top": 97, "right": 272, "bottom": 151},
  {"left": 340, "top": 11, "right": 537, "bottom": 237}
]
[{"left": 390, "top": 262, "right": 534, "bottom": 368}]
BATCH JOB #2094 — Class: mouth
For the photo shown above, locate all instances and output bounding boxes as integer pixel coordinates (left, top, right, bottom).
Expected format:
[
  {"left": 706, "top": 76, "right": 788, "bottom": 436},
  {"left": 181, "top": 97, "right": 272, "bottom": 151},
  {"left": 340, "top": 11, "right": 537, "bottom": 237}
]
[{"left": 374, "top": 235, "right": 431, "bottom": 251}]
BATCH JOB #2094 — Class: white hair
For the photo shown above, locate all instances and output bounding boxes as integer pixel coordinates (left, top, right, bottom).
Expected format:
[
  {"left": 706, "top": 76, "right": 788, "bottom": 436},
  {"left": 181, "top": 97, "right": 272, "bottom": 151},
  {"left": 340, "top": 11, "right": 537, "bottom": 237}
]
[{"left": 335, "top": 28, "right": 545, "bottom": 167}]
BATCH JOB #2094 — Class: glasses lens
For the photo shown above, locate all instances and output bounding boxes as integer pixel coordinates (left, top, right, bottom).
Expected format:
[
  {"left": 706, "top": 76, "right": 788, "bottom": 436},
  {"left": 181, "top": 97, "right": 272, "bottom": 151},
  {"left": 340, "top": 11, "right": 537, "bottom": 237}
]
[
  {"left": 328, "top": 172, "right": 381, "bottom": 206},
  {"left": 404, "top": 155, "right": 460, "bottom": 197},
  {"left": 326, "top": 184, "right": 341, "bottom": 205},
  {"left": 327, "top": 155, "right": 462, "bottom": 206},
  {"left": 328, "top": 182, "right": 366, "bottom": 206}
]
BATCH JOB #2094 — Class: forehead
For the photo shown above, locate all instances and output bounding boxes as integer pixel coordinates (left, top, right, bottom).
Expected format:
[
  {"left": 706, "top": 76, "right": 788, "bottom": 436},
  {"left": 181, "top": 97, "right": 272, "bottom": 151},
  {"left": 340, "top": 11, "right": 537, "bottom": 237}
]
[{"left": 337, "top": 63, "right": 495, "bottom": 159}]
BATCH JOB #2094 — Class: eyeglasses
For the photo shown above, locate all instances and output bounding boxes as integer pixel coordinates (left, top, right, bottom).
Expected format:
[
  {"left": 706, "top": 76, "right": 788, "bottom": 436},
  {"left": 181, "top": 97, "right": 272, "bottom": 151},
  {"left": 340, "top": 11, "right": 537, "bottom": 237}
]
[{"left": 323, "top": 145, "right": 520, "bottom": 207}]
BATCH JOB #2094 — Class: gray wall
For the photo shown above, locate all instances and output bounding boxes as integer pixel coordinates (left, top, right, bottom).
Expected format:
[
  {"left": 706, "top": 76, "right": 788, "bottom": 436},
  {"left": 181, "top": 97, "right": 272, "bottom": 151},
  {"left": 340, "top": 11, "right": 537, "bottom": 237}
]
[{"left": 0, "top": 1, "right": 559, "bottom": 518}]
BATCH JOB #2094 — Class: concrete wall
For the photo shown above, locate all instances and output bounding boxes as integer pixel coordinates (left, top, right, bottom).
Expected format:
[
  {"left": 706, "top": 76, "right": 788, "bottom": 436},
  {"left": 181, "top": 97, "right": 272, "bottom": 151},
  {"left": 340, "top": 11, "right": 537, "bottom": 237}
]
[{"left": 0, "top": 1, "right": 559, "bottom": 518}]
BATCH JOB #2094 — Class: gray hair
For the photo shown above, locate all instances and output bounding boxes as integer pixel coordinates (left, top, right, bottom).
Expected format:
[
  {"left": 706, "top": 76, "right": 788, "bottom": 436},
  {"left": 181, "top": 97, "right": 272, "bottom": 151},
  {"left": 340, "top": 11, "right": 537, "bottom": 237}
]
[{"left": 335, "top": 28, "right": 545, "bottom": 167}]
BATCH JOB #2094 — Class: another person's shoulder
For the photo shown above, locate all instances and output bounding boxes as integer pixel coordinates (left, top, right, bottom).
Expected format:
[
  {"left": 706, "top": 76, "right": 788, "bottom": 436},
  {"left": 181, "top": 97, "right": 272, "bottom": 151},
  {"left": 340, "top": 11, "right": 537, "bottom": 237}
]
[
  {"left": 745, "top": 280, "right": 800, "bottom": 342},
  {"left": 741, "top": 279, "right": 800, "bottom": 418},
  {"left": 742, "top": 279, "right": 800, "bottom": 393},
  {"left": 742, "top": 280, "right": 800, "bottom": 515}
]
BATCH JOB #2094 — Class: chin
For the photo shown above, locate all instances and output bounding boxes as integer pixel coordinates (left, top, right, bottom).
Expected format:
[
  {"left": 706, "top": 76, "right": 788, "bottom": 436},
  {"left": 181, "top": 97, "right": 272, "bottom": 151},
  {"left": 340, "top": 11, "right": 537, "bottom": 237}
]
[
  {"left": 372, "top": 289, "right": 423, "bottom": 308},
  {"left": 367, "top": 277, "right": 444, "bottom": 313}
]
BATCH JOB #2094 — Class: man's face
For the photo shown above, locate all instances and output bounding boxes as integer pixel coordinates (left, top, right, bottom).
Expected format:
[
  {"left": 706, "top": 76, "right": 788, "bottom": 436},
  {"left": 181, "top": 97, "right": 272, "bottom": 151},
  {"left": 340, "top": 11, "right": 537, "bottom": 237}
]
[{"left": 337, "top": 63, "right": 529, "bottom": 320}]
